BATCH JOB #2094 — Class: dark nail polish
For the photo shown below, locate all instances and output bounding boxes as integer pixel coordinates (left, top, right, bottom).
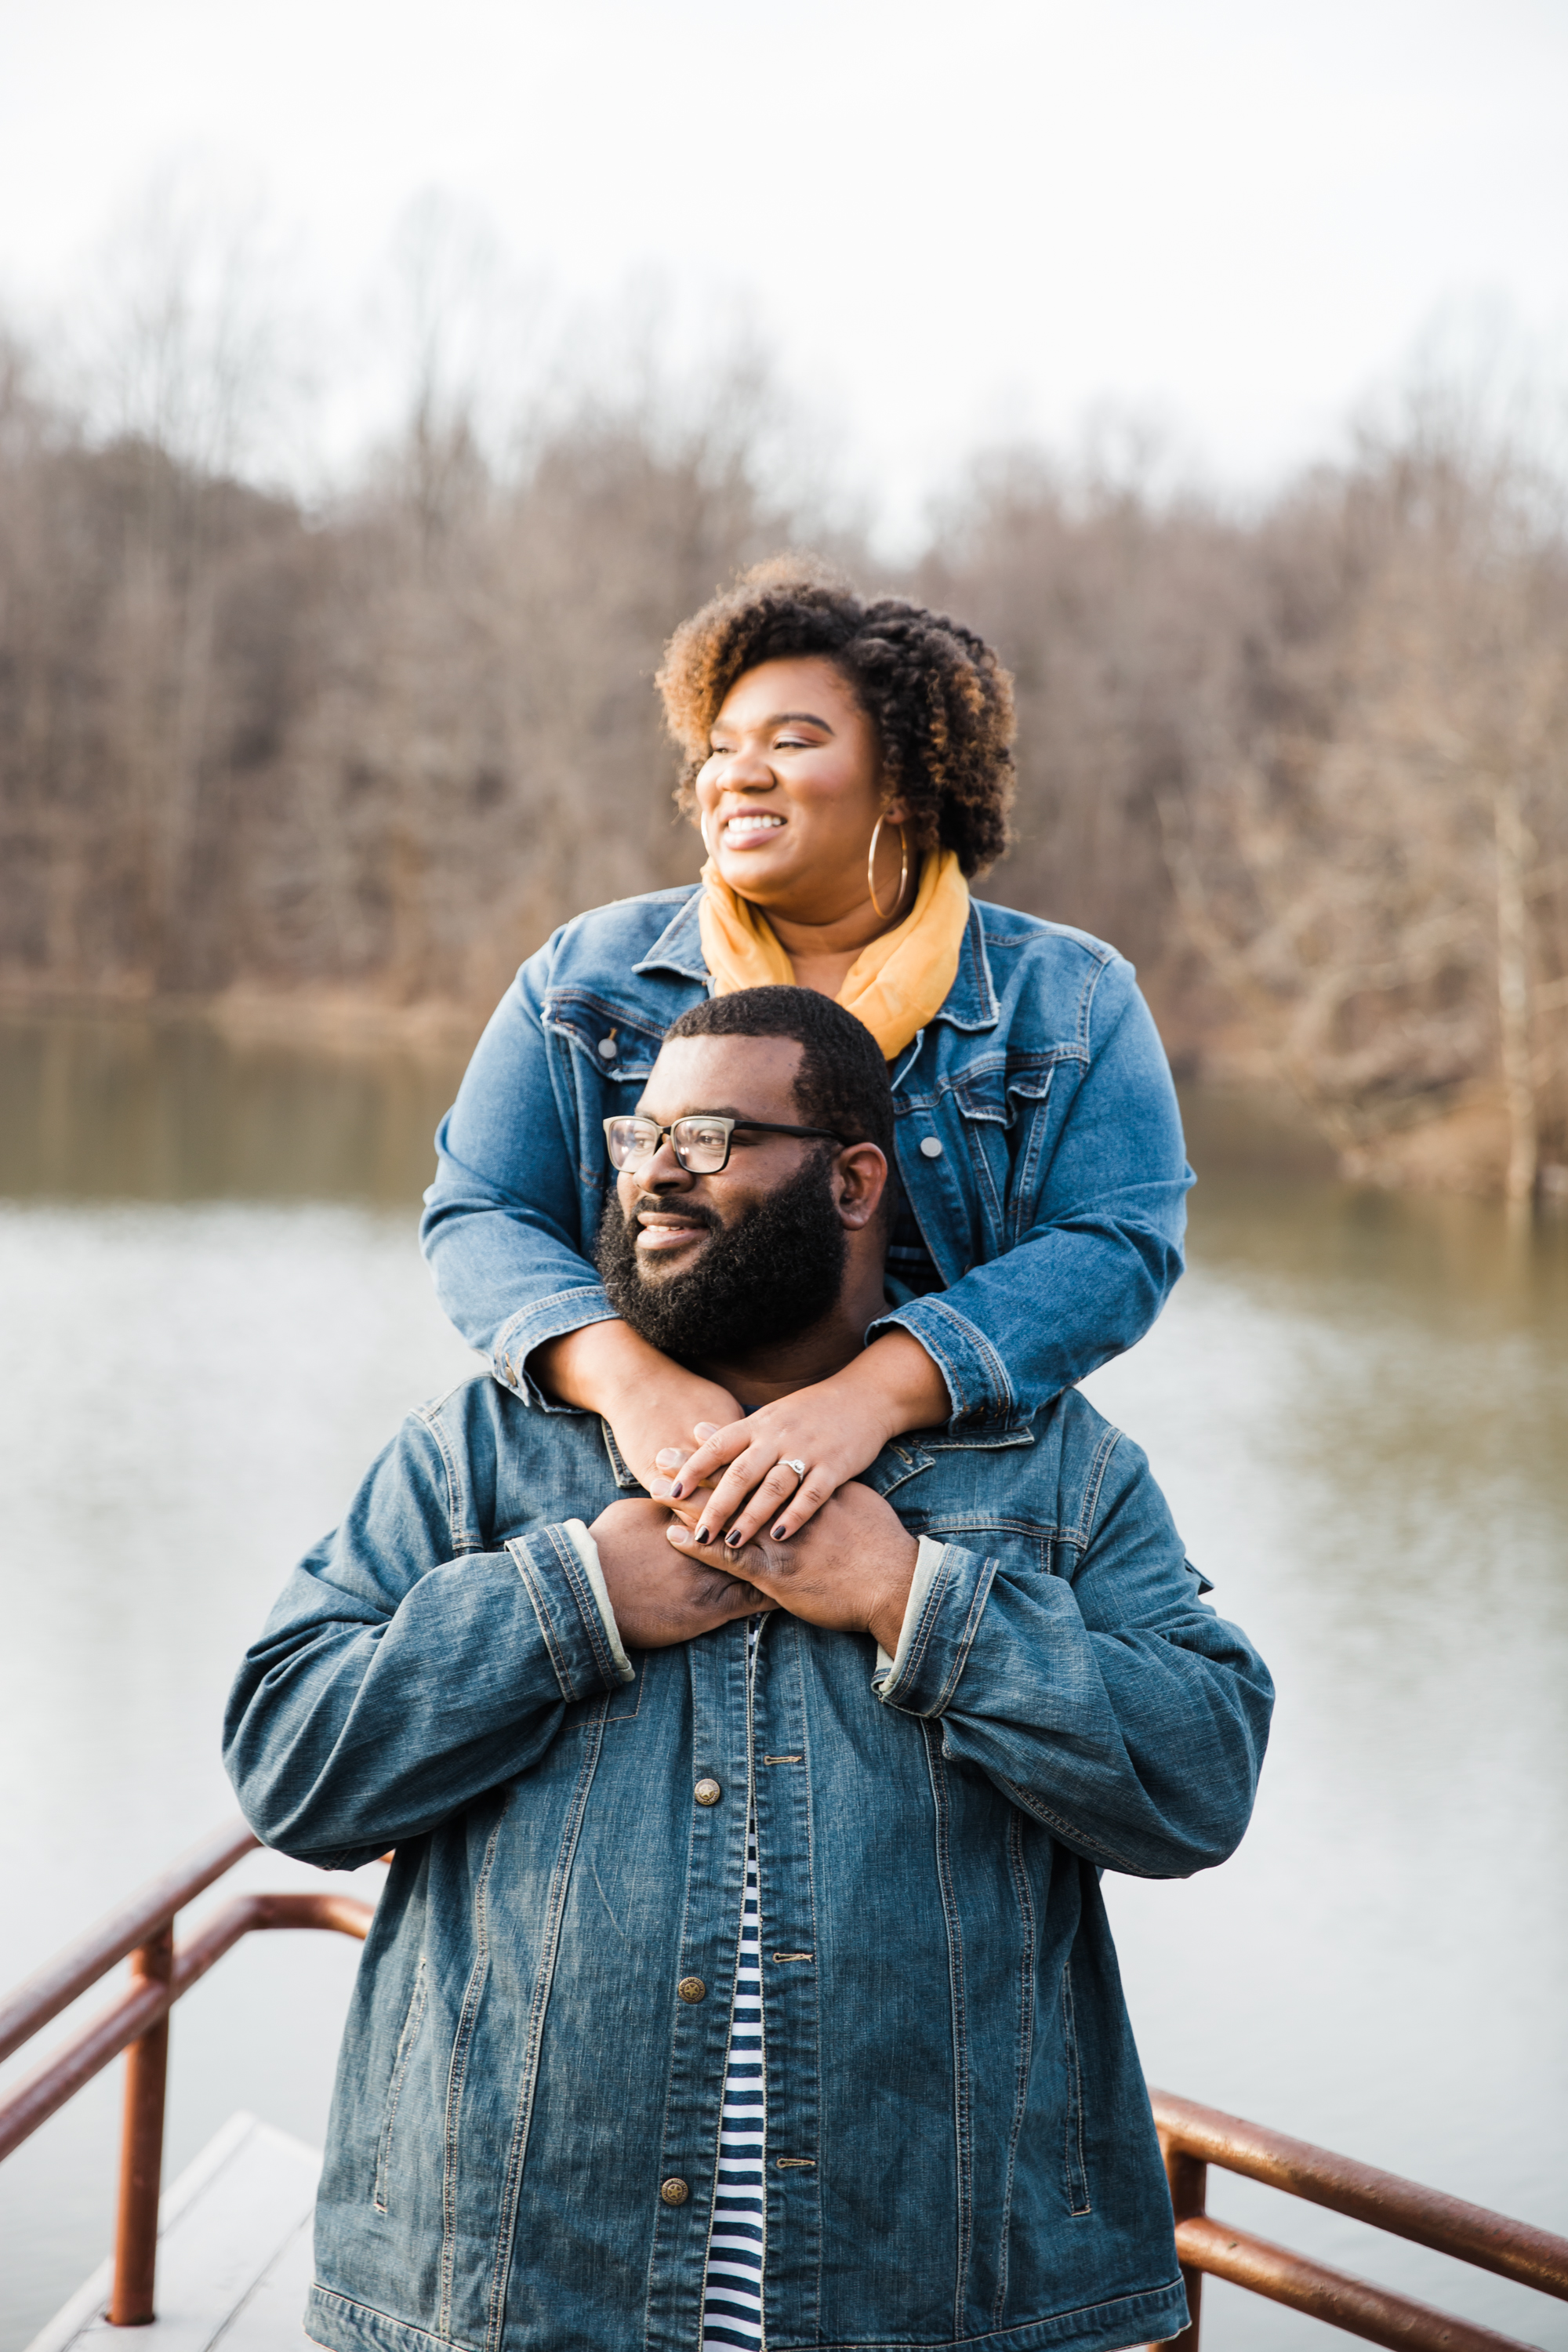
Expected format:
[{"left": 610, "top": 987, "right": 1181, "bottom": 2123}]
[
  {"left": 670, "top": 1482, "right": 684, "bottom": 1498},
  {"left": 771, "top": 1524, "right": 788, "bottom": 1541},
  {"left": 695, "top": 1526, "right": 710, "bottom": 1545},
  {"left": 724, "top": 1529, "right": 742, "bottom": 1548}
]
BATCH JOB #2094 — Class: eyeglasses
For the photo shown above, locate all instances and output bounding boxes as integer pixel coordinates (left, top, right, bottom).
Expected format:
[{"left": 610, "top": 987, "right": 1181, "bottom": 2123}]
[{"left": 603, "top": 1112, "right": 848, "bottom": 1175}]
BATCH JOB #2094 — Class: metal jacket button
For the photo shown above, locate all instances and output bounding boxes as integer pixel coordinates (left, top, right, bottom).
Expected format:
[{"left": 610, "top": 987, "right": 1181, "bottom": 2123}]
[
  {"left": 693, "top": 1777, "right": 722, "bottom": 1806},
  {"left": 597, "top": 1036, "right": 618, "bottom": 1058},
  {"left": 660, "top": 2176, "right": 689, "bottom": 2205},
  {"left": 677, "top": 1976, "right": 706, "bottom": 2003},
  {"left": 920, "top": 1135, "right": 943, "bottom": 1158}
]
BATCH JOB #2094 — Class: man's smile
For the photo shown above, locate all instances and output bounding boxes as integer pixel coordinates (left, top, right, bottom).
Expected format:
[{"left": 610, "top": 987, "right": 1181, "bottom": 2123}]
[{"left": 634, "top": 1203, "right": 715, "bottom": 1256}]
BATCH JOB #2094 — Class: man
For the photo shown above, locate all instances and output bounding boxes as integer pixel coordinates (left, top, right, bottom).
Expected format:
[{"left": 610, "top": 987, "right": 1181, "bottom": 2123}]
[{"left": 225, "top": 987, "right": 1272, "bottom": 2352}]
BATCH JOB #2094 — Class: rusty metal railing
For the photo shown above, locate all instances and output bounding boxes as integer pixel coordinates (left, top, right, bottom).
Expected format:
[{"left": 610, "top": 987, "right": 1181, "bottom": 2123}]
[
  {"left": 1137, "top": 2087, "right": 1568, "bottom": 2352},
  {"left": 6, "top": 1831, "right": 1567, "bottom": 2346},
  {"left": 0, "top": 1817, "right": 374, "bottom": 2325}
]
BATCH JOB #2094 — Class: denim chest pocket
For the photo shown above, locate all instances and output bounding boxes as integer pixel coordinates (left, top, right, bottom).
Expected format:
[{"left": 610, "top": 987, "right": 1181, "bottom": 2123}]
[
  {"left": 545, "top": 993, "right": 664, "bottom": 1087},
  {"left": 949, "top": 1062, "right": 1058, "bottom": 1247}
]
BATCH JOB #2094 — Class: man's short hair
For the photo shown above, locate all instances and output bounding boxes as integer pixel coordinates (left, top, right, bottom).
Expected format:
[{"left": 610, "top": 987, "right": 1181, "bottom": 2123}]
[{"left": 664, "top": 987, "right": 895, "bottom": 1167}]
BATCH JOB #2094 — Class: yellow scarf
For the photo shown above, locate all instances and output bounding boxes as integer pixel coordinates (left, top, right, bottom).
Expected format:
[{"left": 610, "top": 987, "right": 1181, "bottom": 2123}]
[{"left": 696, "top": 847, "right": 971, "bottom": 1060}]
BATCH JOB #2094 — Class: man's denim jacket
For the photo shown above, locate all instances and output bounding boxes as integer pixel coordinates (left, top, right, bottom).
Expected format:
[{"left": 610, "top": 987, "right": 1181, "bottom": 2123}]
[
  {"left": 419, "top": 889, "right": 1192, "bottom": 1428},
  {"left": 224, "top": 1377, "right": 1272, "bottom": 2352}
]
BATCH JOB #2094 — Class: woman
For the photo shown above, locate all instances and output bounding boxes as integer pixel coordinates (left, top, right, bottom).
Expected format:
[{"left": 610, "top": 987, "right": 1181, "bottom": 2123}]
[{"left": 421, "top": 556, "right": 1190, "bottom": 1547}]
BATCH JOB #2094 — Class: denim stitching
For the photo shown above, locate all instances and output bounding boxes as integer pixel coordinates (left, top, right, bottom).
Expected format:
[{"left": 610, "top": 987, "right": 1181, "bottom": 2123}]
[
  {"left": 436, "top": 1802, "right": 508, "bottom": 2339},
  {"left": 992, "top": 1771, "right": 1149, "bottom": 1878},
  {"left": 922, "top": 1726, "right": 972, "bottom": 2336},
  {"left": 482, "top": 1717, "right": 605, "bottom": 2352},
  {"left": 543, "top": 1523, "right": 614, "bottom": 1690},
  {"left": 372, "top": 1955, "right": 430, "bottom": 2215},
  {"left": 507, "top": 1540, "right": 576, "bottom": 1703},
  {"left": 934, "top": 1555, "right": 998, "bottom": 1713},
  {"left": 993, "top": 1812, "right": 1036, "bottom": 2325},
  {"left": 1059, "top": 1962, "right": 1092, "bottom": 2215}
]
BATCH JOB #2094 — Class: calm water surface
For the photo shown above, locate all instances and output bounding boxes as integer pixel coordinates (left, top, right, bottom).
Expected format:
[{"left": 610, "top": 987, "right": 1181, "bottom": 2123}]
[{"left": 0, "top": 1014, "right": 1564, "bottom": 2350}]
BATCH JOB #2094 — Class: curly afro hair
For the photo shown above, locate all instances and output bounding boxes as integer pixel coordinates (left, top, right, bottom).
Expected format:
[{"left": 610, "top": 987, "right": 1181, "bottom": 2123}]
[{"left": 656, "top": 554, "right": 1016, "bottom": 879}]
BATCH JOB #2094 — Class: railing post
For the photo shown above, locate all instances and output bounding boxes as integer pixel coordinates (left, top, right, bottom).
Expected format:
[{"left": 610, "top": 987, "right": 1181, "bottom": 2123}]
[
  {"left": 107, "top": 1925, "right": 173, "bottom": 2325},
  {"left": 1163, "top": 2135, "right": 1207, "bottom": 2351}
]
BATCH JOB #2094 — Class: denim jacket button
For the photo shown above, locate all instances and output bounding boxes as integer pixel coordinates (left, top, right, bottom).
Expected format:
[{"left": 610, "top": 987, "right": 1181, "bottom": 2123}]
[
  {"left": 597, "top": 1036, "right": 618, "bottom": 1059},
  {"left": 693, "top": 1778, "right": 722, "bottom": 1806},
  {"left": 920, "top": 1135, "right": 944, "bottom": 1157},
  {"left": 677, "top": 1976, "right": 707, "bottom": 2003},
  {"left": 659, "top": 2176, "right": 689, "bottom": 2205}
]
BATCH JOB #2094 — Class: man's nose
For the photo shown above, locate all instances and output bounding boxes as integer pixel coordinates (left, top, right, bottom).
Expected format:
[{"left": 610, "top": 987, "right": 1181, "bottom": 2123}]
[{"left": 641, "top": 1134, "right": 694, "bottom": 1187}]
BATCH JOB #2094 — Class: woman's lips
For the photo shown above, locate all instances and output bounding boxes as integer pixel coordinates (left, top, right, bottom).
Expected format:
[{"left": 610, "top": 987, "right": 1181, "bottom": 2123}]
[{"left": 719, "top": 811, "right": 786, "bottom": 851}]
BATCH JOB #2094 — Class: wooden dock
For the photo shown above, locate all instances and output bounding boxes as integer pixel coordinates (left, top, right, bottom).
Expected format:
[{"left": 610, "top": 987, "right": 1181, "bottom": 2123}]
[{"left": 26, "top": 2112, "right": 319, "bottom": 2352}]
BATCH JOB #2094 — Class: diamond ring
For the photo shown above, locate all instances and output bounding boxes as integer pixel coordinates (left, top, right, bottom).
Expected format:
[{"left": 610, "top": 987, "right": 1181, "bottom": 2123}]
[{"left": 782, "top": 1457, "right": 808, "bottom": 1486}]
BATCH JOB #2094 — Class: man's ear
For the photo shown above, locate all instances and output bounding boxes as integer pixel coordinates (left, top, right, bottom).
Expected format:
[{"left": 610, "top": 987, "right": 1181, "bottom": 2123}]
[{"left": 833, "top": 1143, "right": 888, "bottom": 1230}]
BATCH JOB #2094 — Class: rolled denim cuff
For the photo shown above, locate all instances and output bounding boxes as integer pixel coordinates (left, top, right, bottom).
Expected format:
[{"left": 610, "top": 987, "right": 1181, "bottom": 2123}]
[
  {"left": 492, "top": 1287, "right": 621, "bottom": 1412},
  {"left": 506, "top": 1520, "right": 637, "bottom": 1698},
  {"left": 866, "top": 1294, "right": 1023, "bottom": 1436},
  {"left": 872, "top": 1538, "right": 997, "bottom": 1715},
  {"left": 873, "top": 1535, "right": 948, "bottom": 1684}
]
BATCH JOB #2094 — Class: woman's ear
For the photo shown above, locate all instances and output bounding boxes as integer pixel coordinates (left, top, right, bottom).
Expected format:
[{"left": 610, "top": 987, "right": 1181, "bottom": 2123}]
[{"left": 834, "top": 1143, "right": 889, "bottom": 1230}]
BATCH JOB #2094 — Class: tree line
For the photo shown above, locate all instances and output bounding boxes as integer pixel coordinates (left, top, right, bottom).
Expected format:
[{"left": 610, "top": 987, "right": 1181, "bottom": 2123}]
[{"left": 2, "top": 323, "right": 1565, "bottom": 1198}]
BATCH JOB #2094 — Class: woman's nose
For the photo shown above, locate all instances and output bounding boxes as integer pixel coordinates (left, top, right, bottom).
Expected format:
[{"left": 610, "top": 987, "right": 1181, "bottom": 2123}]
[{"left": 713, "top": 746, "right": 774, "bottom": 789}]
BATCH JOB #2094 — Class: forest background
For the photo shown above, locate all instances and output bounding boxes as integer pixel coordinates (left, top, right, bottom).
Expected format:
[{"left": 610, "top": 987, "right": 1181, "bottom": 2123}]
[{"left": 3, "top": 206, "right": 1567, "bottom": 1203}]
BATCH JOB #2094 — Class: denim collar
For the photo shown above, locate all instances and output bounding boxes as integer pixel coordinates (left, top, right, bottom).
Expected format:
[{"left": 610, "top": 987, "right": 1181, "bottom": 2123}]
[
  {"left": 633, "top": 891, "right": 710, "bottom": 984},
  {"left": 632, "top": 887, "right": 1000, "bottom": 1036}
]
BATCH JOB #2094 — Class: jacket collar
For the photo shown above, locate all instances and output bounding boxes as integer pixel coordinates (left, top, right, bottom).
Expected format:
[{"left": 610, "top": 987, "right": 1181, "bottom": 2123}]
[
  {"left": 632, "top": 887, "right": 1001, "bottom": 1030},
  {"left": 633, "top": 890, "right": 710, "bottom": 985}
]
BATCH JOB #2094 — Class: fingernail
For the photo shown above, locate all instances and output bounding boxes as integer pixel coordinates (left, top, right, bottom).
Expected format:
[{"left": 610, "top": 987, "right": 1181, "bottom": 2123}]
[
  {"left": 695, "top": 1526, "right": 710, "bottom": 1545},
  {"left": 724, "top": 1529, "right": 742, "bottom": 1548},
  {"left": 670, "top": 1482, "right": 684, "bottom": 1498},
  {"left": 771, "top": 1523, "right": 788, "bottom": 1541}
]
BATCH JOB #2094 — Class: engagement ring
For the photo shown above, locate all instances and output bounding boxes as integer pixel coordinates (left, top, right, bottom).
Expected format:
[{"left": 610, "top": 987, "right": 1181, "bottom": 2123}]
[{"left": 782, "top": 1458, "right": 808, "bottom": 1486}]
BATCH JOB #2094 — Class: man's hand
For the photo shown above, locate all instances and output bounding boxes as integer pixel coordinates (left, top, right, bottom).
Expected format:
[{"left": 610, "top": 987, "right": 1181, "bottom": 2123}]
[
  {"left": 588, "top": 1499, "right": 770, "bottom": 1651},
  {"left": 664, "top": 1482, "right": 918, "bottom": 1656}
]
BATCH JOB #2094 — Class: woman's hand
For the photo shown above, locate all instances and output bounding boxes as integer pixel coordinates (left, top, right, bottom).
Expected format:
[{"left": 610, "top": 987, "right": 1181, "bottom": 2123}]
[
  {"left": 666, "top": 1482, "right": 918, "bottom": 1655},
  {"left": 531, "top": 1320, "right": 739, "bottom": 1496},
  {"left": 662, "top": 1330, "right": 950, "bottom": 1549}
]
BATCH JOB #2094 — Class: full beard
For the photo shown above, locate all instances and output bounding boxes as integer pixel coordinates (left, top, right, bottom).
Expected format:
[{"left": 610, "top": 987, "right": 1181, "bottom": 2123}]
[{"left": 595, "top": 1153, "right": 848, "bottom": 1364}]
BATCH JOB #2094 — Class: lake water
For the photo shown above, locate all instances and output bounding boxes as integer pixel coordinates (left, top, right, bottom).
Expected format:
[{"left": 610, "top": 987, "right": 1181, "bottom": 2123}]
[{"left": 0, "top": 1012, "right": 1564, "bottom": 2350}]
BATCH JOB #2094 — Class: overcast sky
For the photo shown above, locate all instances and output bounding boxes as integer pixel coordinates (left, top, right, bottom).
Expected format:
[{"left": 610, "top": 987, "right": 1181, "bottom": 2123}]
[{"left": 2, "top": 0, "right": 1566, "bottom": 531}]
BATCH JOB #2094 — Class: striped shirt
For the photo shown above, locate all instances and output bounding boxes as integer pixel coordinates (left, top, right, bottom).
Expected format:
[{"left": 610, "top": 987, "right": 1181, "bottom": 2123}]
[{"left": 701, "top": 1631, "right": 766, "bottom": 2352}]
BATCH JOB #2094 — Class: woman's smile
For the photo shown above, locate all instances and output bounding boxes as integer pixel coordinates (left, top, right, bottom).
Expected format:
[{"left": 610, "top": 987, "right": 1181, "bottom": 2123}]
[{"left": 720, "top": 808, "right": 787, "bottom": 849}]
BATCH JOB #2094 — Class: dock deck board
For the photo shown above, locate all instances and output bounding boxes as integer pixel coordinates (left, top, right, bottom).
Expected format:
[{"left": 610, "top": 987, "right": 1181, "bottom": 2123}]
[{"left": 25, "top": 2112, "right": 321, "bottom": 2352}]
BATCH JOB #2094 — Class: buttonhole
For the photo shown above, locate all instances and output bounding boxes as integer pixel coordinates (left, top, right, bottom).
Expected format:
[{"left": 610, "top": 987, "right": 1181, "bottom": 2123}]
[
  {"left": 771, "top": 1951, "right": 813, "bottom": 1963},
  {"left": 775, "top": 2157, "right": 815, "bottom": 2169},
  {"left": 762, "top": 1755, "right": 803, "bottom": 1765}
]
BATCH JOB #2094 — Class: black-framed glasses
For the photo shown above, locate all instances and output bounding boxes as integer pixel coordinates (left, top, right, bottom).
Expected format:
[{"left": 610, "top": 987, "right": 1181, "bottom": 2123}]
[{"left": 603, "top": 1112, "right": 848, "bottom": 1175}]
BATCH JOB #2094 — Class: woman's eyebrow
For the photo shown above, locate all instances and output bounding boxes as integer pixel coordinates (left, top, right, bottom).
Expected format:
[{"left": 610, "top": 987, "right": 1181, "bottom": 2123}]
[{"left": 711, "top": 710, "right": 835, "bottom": 738}]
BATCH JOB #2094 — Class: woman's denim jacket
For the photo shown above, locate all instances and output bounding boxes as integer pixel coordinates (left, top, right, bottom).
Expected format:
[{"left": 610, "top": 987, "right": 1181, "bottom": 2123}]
[
  {"left": 223, "top": 1377, "right": 1272, "bottom": 2352},
  {"left": 420, "top": 889, "right": 1192, "bottom": 1426}
]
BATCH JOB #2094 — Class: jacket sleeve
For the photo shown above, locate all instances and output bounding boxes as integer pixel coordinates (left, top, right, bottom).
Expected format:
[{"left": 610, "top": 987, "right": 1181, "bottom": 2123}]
[
  {"left": 419, "top": 937, "right": 619, "bottom": 1404},
  {"left": 222, "top": 1414, "right": 630, "bottom": 1868},
  {"left": 870, "top": 956, "right": 1191, "bottom": 1431},
  {"left": 873, "top": 1430, "right": 1273, "bottom": 1878}
]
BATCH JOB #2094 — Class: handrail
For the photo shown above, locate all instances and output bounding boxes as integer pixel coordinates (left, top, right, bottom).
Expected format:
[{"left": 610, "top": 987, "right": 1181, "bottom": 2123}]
[
  {"left": 1152, "top": 2089, "right": 1568, "bottom": 2302},
  {"left": 0, "top": 1818, "right": 259, "bottom": 2066},
  {"left": 5, "top": 1835, "right": 1566, "bottom": 2348},
  {"left": 0, "top": 1889, "right": 374, "bottom": 2162},
  {"left": 0, "top": 1815, "right": 373, "bottom": 2326},
  {"left": 1146, "top": 2089, "right": 1568, "bottom": 2352}
]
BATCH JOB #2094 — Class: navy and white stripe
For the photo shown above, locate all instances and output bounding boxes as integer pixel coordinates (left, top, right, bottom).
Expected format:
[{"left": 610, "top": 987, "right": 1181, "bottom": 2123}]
[{"left": 702, "top": 1642, "right": 765, "bottom": 2351}]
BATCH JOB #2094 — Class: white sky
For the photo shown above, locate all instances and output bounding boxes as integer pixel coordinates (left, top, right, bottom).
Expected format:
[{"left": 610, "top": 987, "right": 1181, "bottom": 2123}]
[{"left": 2, "top": 0, "right": 1566, "bottom": 532}]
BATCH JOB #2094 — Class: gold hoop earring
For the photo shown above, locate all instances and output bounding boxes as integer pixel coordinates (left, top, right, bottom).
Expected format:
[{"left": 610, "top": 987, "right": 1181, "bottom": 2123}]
[{"left": 868, "top": 814, "right": 909, "bottom": 921}]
